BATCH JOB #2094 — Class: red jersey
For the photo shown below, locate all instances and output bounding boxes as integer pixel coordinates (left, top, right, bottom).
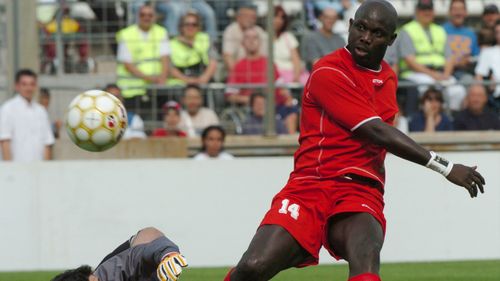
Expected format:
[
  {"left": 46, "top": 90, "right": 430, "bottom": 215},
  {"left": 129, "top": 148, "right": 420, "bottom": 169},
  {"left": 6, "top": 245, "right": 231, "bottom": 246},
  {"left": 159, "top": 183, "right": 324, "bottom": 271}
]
[
  {"left": 226, "top": 56, "right": 286, "bottom": 105},
  {"left": 289, "top": 48, "right": 398, "bottom": 187}
]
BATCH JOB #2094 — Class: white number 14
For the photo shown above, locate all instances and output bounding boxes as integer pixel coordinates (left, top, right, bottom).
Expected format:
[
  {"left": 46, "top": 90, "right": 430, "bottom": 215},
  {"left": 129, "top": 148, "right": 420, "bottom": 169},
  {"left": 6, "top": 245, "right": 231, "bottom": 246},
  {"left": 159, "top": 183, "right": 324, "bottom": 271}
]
[{"left": 278, "top": 199, "right": 300, "bottom": 220}]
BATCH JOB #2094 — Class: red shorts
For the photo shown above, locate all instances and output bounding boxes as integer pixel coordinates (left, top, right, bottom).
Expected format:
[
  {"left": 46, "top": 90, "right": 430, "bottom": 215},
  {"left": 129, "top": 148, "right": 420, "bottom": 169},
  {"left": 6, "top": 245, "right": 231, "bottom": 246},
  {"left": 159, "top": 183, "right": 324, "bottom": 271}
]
[{"left": 259, "top": 176, "right": 386, "bottom": 267}]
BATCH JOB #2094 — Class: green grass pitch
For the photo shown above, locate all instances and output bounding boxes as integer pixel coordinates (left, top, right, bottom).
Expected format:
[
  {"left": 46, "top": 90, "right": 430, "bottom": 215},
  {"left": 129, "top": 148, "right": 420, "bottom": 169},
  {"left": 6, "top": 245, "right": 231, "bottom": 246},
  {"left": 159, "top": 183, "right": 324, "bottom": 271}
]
[{"left": 1, "top": 260, "right": 498, "bottom": 281}]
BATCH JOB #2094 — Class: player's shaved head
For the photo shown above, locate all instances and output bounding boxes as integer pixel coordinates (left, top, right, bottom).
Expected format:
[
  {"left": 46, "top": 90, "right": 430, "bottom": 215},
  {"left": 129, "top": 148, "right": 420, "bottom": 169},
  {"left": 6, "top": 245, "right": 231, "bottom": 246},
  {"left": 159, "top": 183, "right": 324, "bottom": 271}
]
[
  {"left": 354, "top": 0, "right": 398, "bottom": 33},
  {"left": 347, "top": 0, "right": 398, "bottom": 69}
]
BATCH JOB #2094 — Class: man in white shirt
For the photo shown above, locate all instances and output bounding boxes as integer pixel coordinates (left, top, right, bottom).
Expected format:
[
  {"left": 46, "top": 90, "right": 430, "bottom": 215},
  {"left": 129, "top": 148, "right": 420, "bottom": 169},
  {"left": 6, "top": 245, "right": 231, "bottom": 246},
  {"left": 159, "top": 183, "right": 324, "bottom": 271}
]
[
  {"left": 179, "top": 84, "right": 219, "bottom": 137},
  {"left": 0, "top": 69, "right": 55, "bottom": 162}
]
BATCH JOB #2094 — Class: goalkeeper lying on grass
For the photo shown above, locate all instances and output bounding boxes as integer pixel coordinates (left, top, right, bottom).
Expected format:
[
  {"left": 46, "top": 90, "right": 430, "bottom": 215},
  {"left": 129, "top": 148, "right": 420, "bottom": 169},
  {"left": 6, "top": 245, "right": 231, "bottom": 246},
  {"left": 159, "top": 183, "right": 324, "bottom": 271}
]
[{"left": 51, "top": 227, "right": 188, "bottom": 281}]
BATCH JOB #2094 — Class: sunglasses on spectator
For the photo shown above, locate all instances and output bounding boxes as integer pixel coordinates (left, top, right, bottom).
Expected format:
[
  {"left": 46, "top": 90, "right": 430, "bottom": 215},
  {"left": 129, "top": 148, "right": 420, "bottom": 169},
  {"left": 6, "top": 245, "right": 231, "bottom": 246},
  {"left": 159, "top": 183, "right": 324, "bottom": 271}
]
[
  {"left": 183, "top": 22, "right": 199, "bottom": 27},
  {"left": 426, "top": 96, "right": 443, "bottom": 102}
]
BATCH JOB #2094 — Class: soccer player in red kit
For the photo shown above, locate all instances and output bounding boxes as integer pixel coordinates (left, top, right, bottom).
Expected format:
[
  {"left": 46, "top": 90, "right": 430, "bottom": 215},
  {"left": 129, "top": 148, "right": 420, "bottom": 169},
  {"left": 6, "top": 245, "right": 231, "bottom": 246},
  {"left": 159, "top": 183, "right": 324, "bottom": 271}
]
[{"left": 223, "top": 1, "right": 486, "bottom": 281}]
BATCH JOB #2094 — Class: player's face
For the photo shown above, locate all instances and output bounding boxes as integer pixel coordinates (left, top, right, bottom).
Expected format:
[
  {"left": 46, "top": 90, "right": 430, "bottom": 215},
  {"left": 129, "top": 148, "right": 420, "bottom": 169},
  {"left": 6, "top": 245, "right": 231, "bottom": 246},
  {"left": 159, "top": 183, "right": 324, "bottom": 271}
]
[
  {"left": 15, "top": 75, "right": 37, "bottom": 101},
  {"left": 348, "top": 17, "right": 396, "bottom": 69},
  {"left": 449, "top": 2, "right": 467, "bottom": 26},
  {"left": 204, "top": 130, "right": 223, "bottom": 157}
]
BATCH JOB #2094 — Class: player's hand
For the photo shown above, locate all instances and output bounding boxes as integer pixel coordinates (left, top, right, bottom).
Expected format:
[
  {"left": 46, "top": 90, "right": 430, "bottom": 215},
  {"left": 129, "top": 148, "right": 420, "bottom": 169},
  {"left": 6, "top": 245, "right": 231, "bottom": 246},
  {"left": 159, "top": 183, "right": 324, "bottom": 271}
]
[
  {"left": 157, "top": 252, "right": 188, "bottom": 281},
  {"left": 446, "top": 164, "right": 485, "bottom": 198}
]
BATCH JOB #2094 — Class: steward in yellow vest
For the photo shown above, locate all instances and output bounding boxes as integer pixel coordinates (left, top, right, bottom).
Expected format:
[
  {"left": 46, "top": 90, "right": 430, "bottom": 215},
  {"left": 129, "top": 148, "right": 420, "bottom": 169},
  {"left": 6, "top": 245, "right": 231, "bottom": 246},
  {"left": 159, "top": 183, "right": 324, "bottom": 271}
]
[
  {"left": 116, "top": 5, "right": 170, "bottom": 99},
  {"left": 399, "top": 20, "right": 447, "bottom": 79},
  {"left": 168, "top": 11, "right": 217, "bottom": 85}
]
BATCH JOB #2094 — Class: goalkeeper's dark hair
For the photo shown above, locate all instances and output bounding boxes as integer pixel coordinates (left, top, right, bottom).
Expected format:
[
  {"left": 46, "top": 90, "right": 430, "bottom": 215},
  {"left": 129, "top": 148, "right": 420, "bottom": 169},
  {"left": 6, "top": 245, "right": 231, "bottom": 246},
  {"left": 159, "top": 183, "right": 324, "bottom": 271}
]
[{"left": 51, "top": 265, "right": 93, "bottom": 281}]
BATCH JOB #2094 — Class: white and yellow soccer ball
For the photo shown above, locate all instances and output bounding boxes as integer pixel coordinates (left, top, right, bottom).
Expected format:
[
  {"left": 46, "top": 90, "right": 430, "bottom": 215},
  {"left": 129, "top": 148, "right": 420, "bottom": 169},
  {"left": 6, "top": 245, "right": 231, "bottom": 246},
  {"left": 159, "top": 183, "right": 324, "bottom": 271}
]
[{"left": 65, "top": 90, "right": 127, "bottom": 152}]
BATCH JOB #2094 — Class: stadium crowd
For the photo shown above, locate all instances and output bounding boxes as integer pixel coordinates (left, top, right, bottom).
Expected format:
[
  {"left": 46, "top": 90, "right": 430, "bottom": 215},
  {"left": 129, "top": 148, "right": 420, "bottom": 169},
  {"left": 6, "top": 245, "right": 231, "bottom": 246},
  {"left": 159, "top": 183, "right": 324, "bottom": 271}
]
[{"left": 2, "top": 0, "right": 500, "bottom": 161}]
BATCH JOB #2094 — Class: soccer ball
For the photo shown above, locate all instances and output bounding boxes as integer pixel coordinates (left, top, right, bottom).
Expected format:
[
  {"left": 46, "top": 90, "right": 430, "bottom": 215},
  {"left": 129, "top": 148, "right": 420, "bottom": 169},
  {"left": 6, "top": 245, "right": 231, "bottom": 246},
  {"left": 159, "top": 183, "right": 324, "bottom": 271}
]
[{"left": 65, "top": 90, "right": 127, "bottom": 152}]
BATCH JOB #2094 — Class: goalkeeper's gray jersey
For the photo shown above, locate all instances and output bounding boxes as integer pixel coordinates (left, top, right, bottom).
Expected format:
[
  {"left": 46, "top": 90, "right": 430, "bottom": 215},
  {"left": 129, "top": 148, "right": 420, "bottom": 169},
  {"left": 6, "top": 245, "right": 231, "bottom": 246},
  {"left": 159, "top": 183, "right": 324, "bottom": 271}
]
[{"left": 94, "top": 236, "right": 179, "bottom": 281}]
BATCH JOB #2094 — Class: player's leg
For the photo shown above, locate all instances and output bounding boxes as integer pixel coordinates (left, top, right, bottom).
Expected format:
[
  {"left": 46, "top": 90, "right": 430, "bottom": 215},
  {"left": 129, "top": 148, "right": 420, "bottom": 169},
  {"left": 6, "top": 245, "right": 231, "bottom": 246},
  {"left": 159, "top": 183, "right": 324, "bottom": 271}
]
[
  {"left": 227, "top": 225, "right": 311, "bottom": 281},
  {"left": 327, "top": 212, "right": 384, "bottom": 280}
]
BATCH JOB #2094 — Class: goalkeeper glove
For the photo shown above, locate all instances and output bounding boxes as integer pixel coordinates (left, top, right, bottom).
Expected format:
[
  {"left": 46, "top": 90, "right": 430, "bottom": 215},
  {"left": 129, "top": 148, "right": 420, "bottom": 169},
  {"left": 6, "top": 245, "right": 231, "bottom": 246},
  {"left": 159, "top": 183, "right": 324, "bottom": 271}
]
[{"left": 157, "top": 252, "right": 188, "bottom": 281}]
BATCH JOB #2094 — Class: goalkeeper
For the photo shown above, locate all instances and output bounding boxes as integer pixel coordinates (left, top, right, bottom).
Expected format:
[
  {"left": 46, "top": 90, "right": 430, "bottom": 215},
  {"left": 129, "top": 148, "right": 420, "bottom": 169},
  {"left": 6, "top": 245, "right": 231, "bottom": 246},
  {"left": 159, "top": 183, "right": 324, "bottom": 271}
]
[{"left": 51, "top": 227, "right": 188, "bottom": 281}]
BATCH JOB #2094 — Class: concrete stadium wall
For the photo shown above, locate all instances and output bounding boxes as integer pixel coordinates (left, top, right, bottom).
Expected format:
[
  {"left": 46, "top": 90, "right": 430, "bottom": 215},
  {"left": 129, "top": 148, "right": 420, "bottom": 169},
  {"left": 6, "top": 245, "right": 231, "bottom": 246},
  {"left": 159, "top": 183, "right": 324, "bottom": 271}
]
[{"left": 0, "top": 152, "right": 499, "bottom": 271}]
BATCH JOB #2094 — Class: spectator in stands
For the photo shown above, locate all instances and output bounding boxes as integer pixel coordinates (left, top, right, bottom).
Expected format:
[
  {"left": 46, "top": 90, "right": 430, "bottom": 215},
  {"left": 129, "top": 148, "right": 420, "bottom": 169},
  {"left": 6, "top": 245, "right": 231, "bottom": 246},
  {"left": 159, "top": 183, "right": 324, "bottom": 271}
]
[
  {"left": 116, "top": 4, "right": 170, "bottom": 112},
  {"left": 477, "top": 4, "right": 499, "bottom": 47},
  {"left": 132, "top": 0, "right": 217, "bottom": 41},
  {"left": 179, "top": 84, "right": 219, "bottom": 137},
  {"left": 168, "top": 11, "right": 218, "bottom": 86},
  {"left": 0, "top": 69, "right": 55, "bottom": 162},
  {"left": 42, "top": 6, "right": 91, "bottom": 74},
  {"left": 223, "top": 4, "right": 267, "bottom": 72},
  {"left": 273, "top": 5, "right": 309, "bottom": 85},
  {"left": 398, "top": 0, "right": 466, "bottom": 112},
  {"left": 242, "top": 93, "right": 287, "bottom": 135},
  {"left": 193, "top": 125, "right": 234, "bottom": 160},
  {"left": 409, "top": 88, "right": 453, "bottom": 132},
  {"left": 152, "top": 101, "right": 187, "bottom": 137},
  {"left": 384, "top": 38, "right": 421, "bottom": 117},
  {"left": 226, "top": 27, "right": 298, "bottom": 134},
  {"left": 454, "top": 84, "right": 500, "bottom": 130},
  {"left": 104, "top": 84, "right": 147, "bottom": 140},
  {"left": 313, "top": 0, "right": 343, "bottom": 13},
  {"left": 302, "top": 7, "right": 345, "bottom": 70},
  {"left": 475, "top": 20, "right": 500, "bottom": 99},
  {"left": 38, "top": 88, "right": 62, "bottom": 139},
  {"left": 443, "top": 0, "right": 479, "bottom": 81}
]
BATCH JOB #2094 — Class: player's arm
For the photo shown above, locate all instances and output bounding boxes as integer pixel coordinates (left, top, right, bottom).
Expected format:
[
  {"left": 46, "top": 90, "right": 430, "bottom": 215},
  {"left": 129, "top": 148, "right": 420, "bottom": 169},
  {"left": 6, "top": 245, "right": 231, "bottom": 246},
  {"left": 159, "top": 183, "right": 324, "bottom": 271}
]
[
  {"left": 134, "top": 227, "right": 188, "bottom": 281},
  {"left": 308, "top": 68, "right": 484, "bottom": 198},
  {"left": 44, "top": 146, "right": 52, "bottom": 160},
  {"left": 353, "top": 119, "right": 485, "bottom": 197}
]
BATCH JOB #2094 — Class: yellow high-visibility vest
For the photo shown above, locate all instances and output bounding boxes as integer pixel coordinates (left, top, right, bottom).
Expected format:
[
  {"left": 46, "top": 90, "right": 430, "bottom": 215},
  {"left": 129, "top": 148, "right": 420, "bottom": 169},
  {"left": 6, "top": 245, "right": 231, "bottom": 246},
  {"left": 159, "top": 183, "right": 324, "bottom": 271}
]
[
  {"left": 399, "top": 20, "right": 447, "bottom": 78},
  {"left": 116, "top": 24, "right": 168, "bottom": 98},
  {"left": 168, "top": 32, "right": 211, "bottom": 85}
]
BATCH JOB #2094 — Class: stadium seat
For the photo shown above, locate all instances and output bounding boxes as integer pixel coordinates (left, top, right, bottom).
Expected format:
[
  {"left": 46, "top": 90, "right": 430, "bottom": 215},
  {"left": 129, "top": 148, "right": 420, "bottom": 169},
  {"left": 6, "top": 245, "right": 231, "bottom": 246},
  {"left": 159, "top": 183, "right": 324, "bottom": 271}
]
[
  {"left": 434, "top": 0, "right": 451, "bottom": 17},
  {"left": 467, "top": 1, "right": 484, "bottom": 17}
]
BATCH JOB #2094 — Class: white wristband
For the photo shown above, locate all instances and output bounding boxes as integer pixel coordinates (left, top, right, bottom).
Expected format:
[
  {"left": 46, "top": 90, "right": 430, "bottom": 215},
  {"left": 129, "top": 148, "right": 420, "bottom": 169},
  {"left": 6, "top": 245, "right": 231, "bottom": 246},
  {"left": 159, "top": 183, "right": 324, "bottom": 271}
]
[{"left": 426, "top": 151, "right": 453, "bottom": 177}]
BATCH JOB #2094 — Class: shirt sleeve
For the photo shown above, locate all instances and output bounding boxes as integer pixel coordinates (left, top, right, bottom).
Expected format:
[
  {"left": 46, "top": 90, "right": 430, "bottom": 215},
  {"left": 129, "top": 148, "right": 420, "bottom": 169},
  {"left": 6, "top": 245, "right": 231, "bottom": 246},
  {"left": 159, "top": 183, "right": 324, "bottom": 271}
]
[
  {"left": 0, "top": 104, "right": 13, "bottom": 140},
  {"left": 470, "top": 32, "right": 480, "bottom": 57},
  {"left": 475, "top": 48, "right": 491, "bottom": 77},
  {"left": 222, "top": 25, "right": 238, "bottom": 55},
  {"left": 308, "top": 67, "right": 380, "bottom": 131},
  {"left": 158, "top": 37, "right": 171, "bottom": 57},
  {"left": 42, "top": 109, "right": 55, "bottom": 146},
  {"left": 140, "top": 236, "right": 180, "bottom": 265},
  {"left": 117, "top": 41, "right": 133, "bottom": 63},
  {"left": 286, "top": 32, "right": 299, "bottom": 49},
  {"left": 398, "top": 31, "right": 417, "bottom": 59}
]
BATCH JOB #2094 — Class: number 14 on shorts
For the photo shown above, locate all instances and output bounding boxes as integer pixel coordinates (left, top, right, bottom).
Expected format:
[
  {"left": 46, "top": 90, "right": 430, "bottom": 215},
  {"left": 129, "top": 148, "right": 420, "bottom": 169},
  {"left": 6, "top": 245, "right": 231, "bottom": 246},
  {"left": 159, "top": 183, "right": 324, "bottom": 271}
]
[{"left": 278, "top": 199, "right": 300, "bottom": 220}]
